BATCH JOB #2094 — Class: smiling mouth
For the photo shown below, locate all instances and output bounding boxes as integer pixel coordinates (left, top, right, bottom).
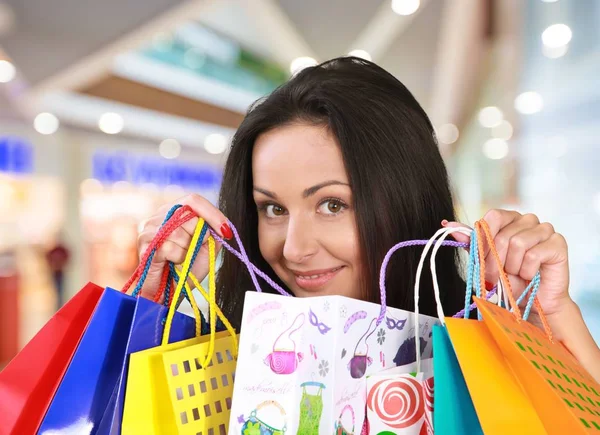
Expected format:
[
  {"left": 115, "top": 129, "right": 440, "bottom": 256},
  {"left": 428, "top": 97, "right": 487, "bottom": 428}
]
[{"left": 291, "top": 266, "right": 345, "bottom": 291}]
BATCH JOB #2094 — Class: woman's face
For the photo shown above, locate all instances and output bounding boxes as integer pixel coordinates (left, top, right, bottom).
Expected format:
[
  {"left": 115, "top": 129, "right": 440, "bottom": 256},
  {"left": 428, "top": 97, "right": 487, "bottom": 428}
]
[{"left": 252, "top": 123, "right": 362, "bottom": 299}]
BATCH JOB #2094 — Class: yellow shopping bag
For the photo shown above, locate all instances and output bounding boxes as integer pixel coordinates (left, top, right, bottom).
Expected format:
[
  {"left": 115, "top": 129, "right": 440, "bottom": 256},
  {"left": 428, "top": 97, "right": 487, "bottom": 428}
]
[{"left": 122, "top": 219, "right": 239, "bottom": 435}]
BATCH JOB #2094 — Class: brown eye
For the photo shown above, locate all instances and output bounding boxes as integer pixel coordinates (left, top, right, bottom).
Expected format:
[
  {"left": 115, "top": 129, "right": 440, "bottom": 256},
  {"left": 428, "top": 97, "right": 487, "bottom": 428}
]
[
  {"left": 328, "top": 201, "right": 341, "bottom": 213},
  {"left": 318, "top": 199, "right": 346, "bottom": 215},
  {"left": 266, "top": 204, "right": 286, "bottom": 217}
]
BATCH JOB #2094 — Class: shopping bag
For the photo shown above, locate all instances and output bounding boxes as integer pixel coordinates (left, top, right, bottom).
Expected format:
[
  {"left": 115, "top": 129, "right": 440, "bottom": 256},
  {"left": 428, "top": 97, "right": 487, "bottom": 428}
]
[
  {"left": 431, "top": 325, "right": 482, "bottom": 434},
  {"left": 97, "top": 209, "right": 212, "bottom": 435},
  {"left": 96, "top": 295, "right": 198, "bottom": 434},
  {"left": 365, "top": 358, "right": 434, "bottom": 434},
  {"left": 429, "top": 224, "right": 545, "bottom": 433},
  {"left": 0, "top": 282, "right": 103, "bottom": 435},
  {"left": 472, "top": 219, "right": 600, "bottom": 434},
  {"left": 229, "top": 288, "right": 437, "bottom": 433},
  {"left": 39, "top": 205, "right": 200, "bottom": 434},
  {"left": 122, "top": 222, "right": 239, "bottom": 434}
]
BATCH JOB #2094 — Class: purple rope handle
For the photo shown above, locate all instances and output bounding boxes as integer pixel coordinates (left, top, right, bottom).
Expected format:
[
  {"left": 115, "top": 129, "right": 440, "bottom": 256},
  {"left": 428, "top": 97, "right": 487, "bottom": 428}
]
[
  {"left": 209, "top": 224, "right": 292, "bottom": 297},
  {"left": 452, "top": 287, "right": 497, "bottom": 318},
  {"left": 378, "top": 239, "right": 468, "bottom": 325},
  {"left": 209, "top": 222, "right": 475, "bottom": 318}
]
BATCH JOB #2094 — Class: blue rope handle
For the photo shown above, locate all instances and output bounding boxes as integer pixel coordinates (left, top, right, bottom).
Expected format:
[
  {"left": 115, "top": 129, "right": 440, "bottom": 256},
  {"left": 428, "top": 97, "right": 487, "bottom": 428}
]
[
  {"left": 461, "top": 228, "right": 542, "bottom": 322},
  {"left": 132, "top": 205, "right": 181, "bottom": 298}
]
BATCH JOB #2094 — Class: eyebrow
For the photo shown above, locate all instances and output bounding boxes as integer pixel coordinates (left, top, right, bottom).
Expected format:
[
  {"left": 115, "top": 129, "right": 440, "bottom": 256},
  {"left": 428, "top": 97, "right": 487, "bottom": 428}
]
[{"left": 253, "top": 180, "right": 350, "bottom": 200}]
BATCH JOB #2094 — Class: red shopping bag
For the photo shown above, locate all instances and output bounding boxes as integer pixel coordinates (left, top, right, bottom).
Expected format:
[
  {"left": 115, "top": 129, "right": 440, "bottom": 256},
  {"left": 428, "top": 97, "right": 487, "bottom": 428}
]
[{"left": 0, "top": 282, "right": 103, "bottom": 435}]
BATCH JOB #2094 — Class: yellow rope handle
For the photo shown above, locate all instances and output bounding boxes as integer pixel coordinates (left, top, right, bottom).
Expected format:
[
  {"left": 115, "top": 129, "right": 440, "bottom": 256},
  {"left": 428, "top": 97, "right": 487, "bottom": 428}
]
[
  {"left": 201, "top": 235, "right": 217, "bottom": 368},
  {"left": 186, "top": 270, "right": 239, "bottom": 358},
  {"left": 162, "top": 218, "right": 205, "bottom": 346},
  {"left": 171, "top": 267, "right": 238, "bottom": 356}
]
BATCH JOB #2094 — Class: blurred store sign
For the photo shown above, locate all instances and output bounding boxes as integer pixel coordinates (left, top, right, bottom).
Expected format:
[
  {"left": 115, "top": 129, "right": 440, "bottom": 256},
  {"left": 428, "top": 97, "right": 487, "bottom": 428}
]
[
  {"left": 141, "top": 23, "right": 287, "bottom": 96},
  {"left": 0, "top": 136, "right": 33, "bottom": 174},
  {"left": 92, "top": 151, "right": 221, "bottom": 191}
]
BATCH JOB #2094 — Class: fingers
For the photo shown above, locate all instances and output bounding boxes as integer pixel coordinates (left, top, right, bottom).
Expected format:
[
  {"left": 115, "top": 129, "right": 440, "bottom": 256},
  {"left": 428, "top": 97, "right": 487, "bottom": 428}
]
[
  {"left": 519, "top": 233, "right": 568, "bottom": 281},
  {"left": 180, "top": 194, "right": 232, "bottom": 239},
  {"left": 504, "top": 222, "right": 555, "bottom": 276},
  {"left": 481, "top": 211, "right": 539, "bottom": 283}
]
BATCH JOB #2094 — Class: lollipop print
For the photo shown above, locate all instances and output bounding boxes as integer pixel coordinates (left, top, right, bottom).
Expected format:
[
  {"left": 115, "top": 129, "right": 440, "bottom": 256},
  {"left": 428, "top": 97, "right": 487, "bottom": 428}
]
[
  {"left": 424, "top": 377, "right": 434, "bottom": 412},
  {"left": 419, "top": 414, "right": 434, "bottom": 435},
  {"left": 367, "top": 376, "right": 424, "bottom": 429}
]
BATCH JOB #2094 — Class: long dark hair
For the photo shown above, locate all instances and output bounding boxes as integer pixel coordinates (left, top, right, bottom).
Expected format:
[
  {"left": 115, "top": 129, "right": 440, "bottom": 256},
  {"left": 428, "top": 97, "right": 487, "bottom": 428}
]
[{"left": 217, "top": 56, "right": 464, "bottom": 330}]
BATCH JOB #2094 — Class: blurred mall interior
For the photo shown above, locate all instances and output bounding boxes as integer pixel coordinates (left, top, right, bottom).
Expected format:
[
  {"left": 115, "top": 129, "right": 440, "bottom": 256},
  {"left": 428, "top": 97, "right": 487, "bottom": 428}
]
[{"left": 0, "top": 0, "right": 599, "bottom": 365}]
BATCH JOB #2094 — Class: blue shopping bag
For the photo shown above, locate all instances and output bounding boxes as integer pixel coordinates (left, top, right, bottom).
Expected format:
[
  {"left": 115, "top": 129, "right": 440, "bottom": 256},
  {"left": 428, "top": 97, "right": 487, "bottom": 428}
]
[
  {"left": 38, "top": 287, "right": 136, "bottom": 434},
  {"left": 432, "top": 324, "right": 483, "bottom": 434},
  {"left": 96, "top": 295, "right": 197, "bottom": 435}
]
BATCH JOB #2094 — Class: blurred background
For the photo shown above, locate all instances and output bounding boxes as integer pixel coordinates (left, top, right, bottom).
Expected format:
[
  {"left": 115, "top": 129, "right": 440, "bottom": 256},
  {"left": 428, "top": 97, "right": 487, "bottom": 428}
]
[{"left": 0, "top": 0, "right": 599, "bottom": 365}]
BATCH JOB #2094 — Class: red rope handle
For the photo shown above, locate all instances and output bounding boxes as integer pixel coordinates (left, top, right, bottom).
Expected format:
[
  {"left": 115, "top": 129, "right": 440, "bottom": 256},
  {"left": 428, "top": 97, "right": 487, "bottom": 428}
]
[{"left": 121, "top": 205, "right": 196, "bottom": 294}]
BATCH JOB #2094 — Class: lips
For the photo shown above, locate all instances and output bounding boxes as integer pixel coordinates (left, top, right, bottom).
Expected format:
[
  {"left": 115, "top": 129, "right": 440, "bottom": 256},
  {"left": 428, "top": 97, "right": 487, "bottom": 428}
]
[{"left": 291, "top": 266, "right": 344, "bottom": 291}]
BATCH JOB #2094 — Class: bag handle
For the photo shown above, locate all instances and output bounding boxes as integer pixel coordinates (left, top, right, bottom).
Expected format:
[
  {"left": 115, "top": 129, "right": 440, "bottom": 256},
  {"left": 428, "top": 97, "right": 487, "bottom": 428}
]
[
  {"left": 210, "top": 222, "right": 291, "bottom": 297},
  {"left": 413, "top": 227, "right": 474, "bottom": 369},
  {"left": 161, "top": 218, "right": 206, "bottom": 346},
  {"left": 252, "top": 400, "right": 287, "bottom": 432},
  {"left": 122, "top": 205, "right": 195, "bottom": 297},
  {"left": 377, "top": 239, "right": 468, "bottom": 326},
  {"left": 161, "top": 219, "right": 208, "bottom": 341},
  {"left": 475, "top": 220, "right": 553, "bottom": 341}
]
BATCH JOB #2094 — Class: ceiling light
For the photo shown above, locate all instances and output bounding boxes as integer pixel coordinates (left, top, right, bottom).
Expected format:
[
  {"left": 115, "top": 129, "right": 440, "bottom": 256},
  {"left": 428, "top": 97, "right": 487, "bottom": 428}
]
[
  {"left": 0, "top": 59, "right": 15, "bottom": 83},
  {"left": 491, "top": 120, "right": 513, "bottom": 140},
  {"left": 98, "top": 112, "right": 124, "bottom": 134},
  {"left": 483, "top": 138, "right": 509, "bottom": 160},
  {"left": 478, "top": 106, "right": 504, "bottom": 128},
  {"left": 515, "top": 91, "right": 543, "bottom": 115},
  {"left": 290, "top": 57, "right": 318, "bottom": 75},
  {"left": 437, "top": 123, "right": 459, "bottom": 145},
  {"left": 159, "top": 138, "right": 181, "bottom": 159},
  {"left": 34, "top": 113, "right": 60, "bottom": 135},
  {"left": 348, "top": 50, "right": 372, "bottom": 61},
  {"left": 543, "top": 44, "right": 568, "bottom": 58},
  {"left": 391, "top": 0, "right": 421, "bottom": 16},
  {"left": 204, "top": 133, "right": 228, "bottom": 154},
  {"left": 542, "top": 24, "right": 572, "bottom": 48}
]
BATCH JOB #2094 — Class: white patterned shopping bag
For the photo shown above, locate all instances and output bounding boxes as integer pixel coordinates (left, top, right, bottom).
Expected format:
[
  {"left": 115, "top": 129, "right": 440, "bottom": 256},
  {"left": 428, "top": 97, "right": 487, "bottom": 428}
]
[{"left": 229, "top": 292, "right": 438, "bottom": 434}]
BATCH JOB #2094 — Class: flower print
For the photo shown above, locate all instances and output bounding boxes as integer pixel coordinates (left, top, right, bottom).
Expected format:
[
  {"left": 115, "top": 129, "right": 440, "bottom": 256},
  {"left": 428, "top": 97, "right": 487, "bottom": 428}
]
[
  {"left": 319, "top": 359, "right": 330, "bottom": 377},
  {"left": 377, "top": 328, "right": 386, "bottom": 345},
  {"left": 324, "top": 300, "right": 330, "bottom": 312},
  {"left": 340, "top": 305, "right": 347, "bottom": 318}
]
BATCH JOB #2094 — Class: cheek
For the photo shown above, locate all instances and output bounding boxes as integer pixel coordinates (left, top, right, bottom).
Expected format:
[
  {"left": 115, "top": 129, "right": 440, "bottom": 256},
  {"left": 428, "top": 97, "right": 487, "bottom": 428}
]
[
  {"left": 322, "top": 216, "right": 361, "bottom": 266},
  {"left": 257, "top": 219, "right": 285, "bottom": 265}
]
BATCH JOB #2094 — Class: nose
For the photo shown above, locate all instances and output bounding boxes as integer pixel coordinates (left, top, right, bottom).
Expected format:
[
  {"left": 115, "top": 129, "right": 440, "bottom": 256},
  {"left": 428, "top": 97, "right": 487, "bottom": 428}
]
[{"left": 283, "top": 215, "right": 318, "bottom": 264}]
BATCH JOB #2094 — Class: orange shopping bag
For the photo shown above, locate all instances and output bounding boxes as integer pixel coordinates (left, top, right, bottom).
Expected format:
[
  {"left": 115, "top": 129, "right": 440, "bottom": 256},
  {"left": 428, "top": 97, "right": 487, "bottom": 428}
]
[
  {"left": 473, "top": 220, "right": 600, "bottom": 434},
  {"left": 423, "top": 225, "right": 546, "bottom": 434}
]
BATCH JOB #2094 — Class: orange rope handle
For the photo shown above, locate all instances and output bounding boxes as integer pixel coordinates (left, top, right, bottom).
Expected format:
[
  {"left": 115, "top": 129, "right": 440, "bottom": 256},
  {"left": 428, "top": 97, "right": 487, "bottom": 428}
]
[
  {"left": 477, "top": 219, "right": 521, "bottom": 319},
  {"left": 474, "top": 221, "right": 488, "bottom": 298},
  {"left": 534, "top": 295, "right": 554, "bottom": 341}
]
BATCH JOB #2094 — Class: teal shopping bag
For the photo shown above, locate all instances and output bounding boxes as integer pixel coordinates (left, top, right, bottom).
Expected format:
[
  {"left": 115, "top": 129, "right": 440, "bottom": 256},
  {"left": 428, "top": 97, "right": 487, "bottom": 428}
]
[{"left": 432, "top": 324, "right": 483, "bottom": 434}]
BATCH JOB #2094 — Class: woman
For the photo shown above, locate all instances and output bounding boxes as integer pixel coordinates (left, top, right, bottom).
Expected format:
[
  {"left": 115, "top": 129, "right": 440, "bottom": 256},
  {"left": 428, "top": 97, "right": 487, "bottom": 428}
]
[{"left": 137, "top": 57, "right": 599, "bottom": 380}]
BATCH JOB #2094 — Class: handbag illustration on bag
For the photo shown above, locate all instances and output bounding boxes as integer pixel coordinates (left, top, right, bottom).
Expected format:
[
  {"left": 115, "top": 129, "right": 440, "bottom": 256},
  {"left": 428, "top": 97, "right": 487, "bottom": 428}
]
[
  {"left": 240, "top": 400, "right": 288, "bottom": 434},
  {"left": 264, "top": 313, "right": 305, "bottom": 375},
  {"left": 347, "top": 316, "right": 377, "bottom": 379},
  {"left": 335, "top": 404, "right": 356, "bottom": 435}
]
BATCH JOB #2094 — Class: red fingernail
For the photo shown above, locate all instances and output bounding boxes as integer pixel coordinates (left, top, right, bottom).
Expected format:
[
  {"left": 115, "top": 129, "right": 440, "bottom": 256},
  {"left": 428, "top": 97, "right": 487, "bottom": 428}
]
[
  {"left": 441, "top": 219, "right": 449, "bottom": 227},
  {"left": 485, "top": 281, "right": 495, "bottom": 291},
  {"left": 220, "top": 222, "right": 233, "bottom": 240}
]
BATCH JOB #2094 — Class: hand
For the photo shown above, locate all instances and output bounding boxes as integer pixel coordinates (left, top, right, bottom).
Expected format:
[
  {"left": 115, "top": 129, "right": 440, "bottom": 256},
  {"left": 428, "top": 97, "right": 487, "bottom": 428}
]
[
  {"left": 136, "top": 194, "right": 232, "bottom": 302},
  {"left": 445, "top": 209, "right": 572, "bottom": 333}
]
